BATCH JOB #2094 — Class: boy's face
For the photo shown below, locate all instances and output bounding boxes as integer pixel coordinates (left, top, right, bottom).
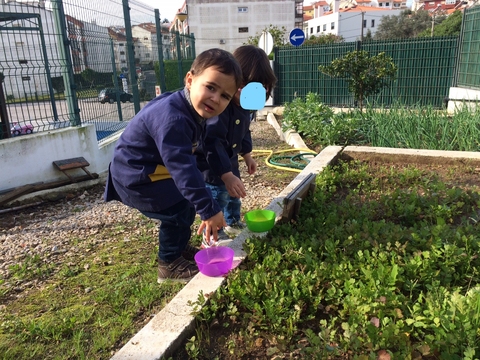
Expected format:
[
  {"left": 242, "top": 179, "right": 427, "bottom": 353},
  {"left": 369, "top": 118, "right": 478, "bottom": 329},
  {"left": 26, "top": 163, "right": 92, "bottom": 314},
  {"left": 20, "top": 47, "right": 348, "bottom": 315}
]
[{"left": 185, "top": 66, "right": 237, "bottom": 119}]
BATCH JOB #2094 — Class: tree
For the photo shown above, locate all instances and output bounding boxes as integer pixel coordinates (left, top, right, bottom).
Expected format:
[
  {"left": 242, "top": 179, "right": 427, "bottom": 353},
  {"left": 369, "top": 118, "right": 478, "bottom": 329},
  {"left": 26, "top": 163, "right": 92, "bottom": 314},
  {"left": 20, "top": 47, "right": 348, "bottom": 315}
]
[
  {"left": 318, "top": 50, "right": 397, "bottom": 110},
  {"left": 375, "top": 10, "right": 432, "bottom": 39},
  {"left": 244, "top": 24, "right": 288, "bottom": 48},
  {"left": 304, "top": 33, "right": 344, "bottom": 45},
  {"left": 81, "top": 68, "right": 97, "bottom": 88},
  {"left": 417, "top": 10, "right": 463, "bottom": 37}
]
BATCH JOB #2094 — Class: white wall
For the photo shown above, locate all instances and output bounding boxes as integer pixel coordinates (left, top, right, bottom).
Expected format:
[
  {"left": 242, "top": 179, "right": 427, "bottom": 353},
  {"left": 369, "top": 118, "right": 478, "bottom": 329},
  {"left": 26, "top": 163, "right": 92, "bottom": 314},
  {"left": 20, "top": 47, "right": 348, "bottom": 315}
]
[
  {"left": 187, "top": 0, "right": 297, "bottom": 54},
  {"left": 0, "top": 124, "right": 117, "bottom": 193},
  {"left": 305, "top": 9, "right": 403, "bottom": 41},
  {"left": 447, "top": 87, "right": 480, "bottom": 114}
]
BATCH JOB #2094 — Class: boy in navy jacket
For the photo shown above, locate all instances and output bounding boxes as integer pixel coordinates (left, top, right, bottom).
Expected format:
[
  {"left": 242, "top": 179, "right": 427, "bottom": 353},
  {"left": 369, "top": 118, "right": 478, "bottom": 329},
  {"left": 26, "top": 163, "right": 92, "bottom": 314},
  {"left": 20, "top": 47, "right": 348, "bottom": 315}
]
[
  {"left": 104, "top": 48, "right": 242, "bottom": 283},
  {"left": 195, "top": 45, "right": 277, "bottom": 242}
]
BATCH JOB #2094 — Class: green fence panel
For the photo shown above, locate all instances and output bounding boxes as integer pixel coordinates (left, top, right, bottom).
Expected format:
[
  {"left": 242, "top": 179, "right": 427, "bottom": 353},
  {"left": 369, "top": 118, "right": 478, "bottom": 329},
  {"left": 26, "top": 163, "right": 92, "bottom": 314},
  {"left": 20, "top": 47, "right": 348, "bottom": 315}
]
[
  {"left": 275, "top": 36, "right": 458, "bottom": 108},
  {"left": 456, "top": 5, "right": 480, "bottom": 90}
]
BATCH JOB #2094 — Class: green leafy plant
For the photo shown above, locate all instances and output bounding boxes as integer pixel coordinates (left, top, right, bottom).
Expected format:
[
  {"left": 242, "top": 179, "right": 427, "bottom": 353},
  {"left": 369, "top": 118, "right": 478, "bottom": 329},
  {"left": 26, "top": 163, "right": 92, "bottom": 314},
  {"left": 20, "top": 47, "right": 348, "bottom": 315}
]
[
  {"left": 318, "top": 50, "right": 397, "bottom": 110},
  {"left": 175, "top": 160, "right": 480, "bottom": 359}
]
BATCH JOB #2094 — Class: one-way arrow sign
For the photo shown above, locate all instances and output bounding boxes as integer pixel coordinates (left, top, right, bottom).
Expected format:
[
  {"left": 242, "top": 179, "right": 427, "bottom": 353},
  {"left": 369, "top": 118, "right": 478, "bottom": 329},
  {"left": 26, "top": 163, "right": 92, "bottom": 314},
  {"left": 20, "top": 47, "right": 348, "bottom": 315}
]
[{"left": 289, "top": 28, "right": 305, "bottom": 47}]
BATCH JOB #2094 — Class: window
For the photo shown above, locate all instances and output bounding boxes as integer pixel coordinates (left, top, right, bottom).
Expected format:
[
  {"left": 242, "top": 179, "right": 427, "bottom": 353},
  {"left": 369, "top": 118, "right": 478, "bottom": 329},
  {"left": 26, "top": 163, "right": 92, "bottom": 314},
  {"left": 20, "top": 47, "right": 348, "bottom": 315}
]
[
  {"left": 317, "top": 25, "right": 320, "bottom": 32},
  {"left": 363, "top": 20, "right": 367, "bottom": 28},
  {"left": 120, "top": 51, "right": 125, "bottom": 55},
  {"left": 386, "top": 2, "right": 390, "bottom": 5},
  {"left": 121, "top": 60, "right": 126, "bottom": 63},
  {"left": 145, "top": 53, "right": 150, "bottom": 58},
  {"left": 323, "top": 24, "right": 326, "bottom": 31},
  {"left": 310, "top": 27, "right": 313, "bottom": 34},
  {"left": 371, "top": 19, "right": 375, "bottom": 27},
  {"left": 119, "top": 43, "right": 124, "bottom": 47},
  {"left": 379, "top": 2, "right": 383, "bottom": 6},
  {"left": 238, "top": 27, "right": 248, "bottom": 33},
  {"left": 144, "top": 37, "right": 148, "bottom": 40},
  {"left": 331, "top": 22, "right": 335, "bottom": 30},
  {"left": 238, "top": 7, "right": 248, "bottom": 12}
]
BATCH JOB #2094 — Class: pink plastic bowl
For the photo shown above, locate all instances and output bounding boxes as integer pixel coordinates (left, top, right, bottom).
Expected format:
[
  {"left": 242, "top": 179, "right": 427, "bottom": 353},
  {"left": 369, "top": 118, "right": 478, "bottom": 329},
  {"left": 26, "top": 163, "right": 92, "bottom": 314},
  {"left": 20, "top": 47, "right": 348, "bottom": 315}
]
[{"left": 194, "top": 246, "right": 234, "bottom": 277}]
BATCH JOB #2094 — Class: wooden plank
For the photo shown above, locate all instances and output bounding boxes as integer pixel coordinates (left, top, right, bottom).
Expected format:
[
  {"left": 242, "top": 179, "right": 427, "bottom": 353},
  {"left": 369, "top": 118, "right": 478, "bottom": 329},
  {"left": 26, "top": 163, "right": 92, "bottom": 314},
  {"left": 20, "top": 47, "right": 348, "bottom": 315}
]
[
  {"left": 53, "top": 157, "right": 89, "bottom": 171},
  {"left": 281, "top": 173, "right": 316, "bottom": 223},
  {"left": 0, "top": 184, "right": 36, "bottom": 206}
]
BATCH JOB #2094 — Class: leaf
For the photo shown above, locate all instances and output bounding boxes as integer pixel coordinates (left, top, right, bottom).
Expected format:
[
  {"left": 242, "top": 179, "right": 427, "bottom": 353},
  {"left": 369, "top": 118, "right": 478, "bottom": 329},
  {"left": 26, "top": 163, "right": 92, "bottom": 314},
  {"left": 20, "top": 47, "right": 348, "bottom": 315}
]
[
  {"left": 266, "top": 346, "right": 279, "bottom": 356},
  {"left": 377, "top": 349, "right": 391, "bottom": 360}
]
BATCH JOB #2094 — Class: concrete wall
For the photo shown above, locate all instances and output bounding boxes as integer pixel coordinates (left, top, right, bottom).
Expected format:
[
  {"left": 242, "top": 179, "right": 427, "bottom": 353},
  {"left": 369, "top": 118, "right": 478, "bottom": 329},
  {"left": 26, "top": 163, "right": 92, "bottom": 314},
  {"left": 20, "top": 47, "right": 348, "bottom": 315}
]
[
  {"left": 0, "top": 124, "right": 117, "bottom": 193},
  {"left": 447, "top": 87, "right": 480, "bottom": 114}
]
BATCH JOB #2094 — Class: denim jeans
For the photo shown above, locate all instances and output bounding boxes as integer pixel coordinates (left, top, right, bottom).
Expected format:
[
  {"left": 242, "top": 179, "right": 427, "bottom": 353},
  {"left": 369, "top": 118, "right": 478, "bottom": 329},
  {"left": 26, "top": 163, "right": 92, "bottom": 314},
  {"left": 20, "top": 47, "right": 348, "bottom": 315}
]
[
  {"left": 205, "top": 183, "right": 241, "bottom": 226},
  {"left": 141, "top": 199, "right": 196, "bottom": 262}
]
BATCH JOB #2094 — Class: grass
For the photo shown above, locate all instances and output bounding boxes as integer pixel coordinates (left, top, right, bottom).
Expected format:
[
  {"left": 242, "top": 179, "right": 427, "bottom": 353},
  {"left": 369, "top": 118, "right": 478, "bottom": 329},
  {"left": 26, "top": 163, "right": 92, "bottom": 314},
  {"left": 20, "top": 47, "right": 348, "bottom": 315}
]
[{"left": 0, "top": 211, "right": 186, "bottom": 360}]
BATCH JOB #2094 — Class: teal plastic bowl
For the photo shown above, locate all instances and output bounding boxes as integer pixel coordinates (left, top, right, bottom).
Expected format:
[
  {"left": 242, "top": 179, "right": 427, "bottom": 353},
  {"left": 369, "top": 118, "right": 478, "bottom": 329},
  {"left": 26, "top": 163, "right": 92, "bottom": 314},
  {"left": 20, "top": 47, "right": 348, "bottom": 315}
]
[{"left": 244, "top": 209, "right": 276, "bottom": 232}]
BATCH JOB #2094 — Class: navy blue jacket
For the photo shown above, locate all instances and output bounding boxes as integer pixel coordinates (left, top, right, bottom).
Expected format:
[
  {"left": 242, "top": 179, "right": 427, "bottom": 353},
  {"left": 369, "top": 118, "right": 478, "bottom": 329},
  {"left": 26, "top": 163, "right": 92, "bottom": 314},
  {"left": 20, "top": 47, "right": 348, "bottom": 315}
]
[
  {"left": 195, "top": 102, "right": 253, "bottom": 186},
  {"left": 104, "top": 90, "right": 222, "bottom": 220}
]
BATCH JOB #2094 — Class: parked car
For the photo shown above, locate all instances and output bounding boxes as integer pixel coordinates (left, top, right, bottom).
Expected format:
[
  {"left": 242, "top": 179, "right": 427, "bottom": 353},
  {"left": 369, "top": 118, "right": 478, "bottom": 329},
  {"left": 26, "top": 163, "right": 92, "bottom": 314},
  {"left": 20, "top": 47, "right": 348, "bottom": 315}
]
[
  {"left": 11, "top": 123, "right": 34, "bottom": 136},
  {"left": 98, "top": 88, "right": 133, "bottom": 104}
]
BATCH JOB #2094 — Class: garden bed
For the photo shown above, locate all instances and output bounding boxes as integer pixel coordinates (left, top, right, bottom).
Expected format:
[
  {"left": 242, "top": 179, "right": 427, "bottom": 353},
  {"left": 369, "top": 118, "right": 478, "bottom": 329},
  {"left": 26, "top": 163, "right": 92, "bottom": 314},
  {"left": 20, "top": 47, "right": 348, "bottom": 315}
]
[{"left": 173, "top": 148, "right": 480, "bottom": 359}]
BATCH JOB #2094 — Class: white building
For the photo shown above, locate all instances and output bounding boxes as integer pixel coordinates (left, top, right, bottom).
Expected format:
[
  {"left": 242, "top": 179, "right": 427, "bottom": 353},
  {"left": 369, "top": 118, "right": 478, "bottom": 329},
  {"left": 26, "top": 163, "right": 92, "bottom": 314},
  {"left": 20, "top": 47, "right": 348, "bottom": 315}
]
[
  {"left": 178, "top": 0, "right": 304, "bottom": 54},
  {"left": 304, "top": 0, "right": 404, "bottom": 41}
]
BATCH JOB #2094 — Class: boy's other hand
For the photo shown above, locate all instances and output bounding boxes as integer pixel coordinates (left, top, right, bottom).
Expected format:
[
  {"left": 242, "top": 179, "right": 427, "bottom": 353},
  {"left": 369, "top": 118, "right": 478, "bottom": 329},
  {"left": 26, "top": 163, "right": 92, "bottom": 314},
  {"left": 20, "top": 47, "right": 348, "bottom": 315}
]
[
  {"left": 197, "top": 211, "right": 226, "bottom": 241},
  {"left": 243, "top": 153, "right": 257, "bottom": 175},
  {"left": 221, "top": 172, "right": 247, "bottom": 198}
]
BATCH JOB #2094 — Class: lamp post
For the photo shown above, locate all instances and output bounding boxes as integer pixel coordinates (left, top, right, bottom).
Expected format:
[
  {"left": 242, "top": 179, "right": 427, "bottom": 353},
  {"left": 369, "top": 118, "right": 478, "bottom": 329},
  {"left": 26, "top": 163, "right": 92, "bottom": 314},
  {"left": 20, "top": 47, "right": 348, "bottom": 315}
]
[{"left": 176, "top": 12, "right": 187, "bottom": 58}]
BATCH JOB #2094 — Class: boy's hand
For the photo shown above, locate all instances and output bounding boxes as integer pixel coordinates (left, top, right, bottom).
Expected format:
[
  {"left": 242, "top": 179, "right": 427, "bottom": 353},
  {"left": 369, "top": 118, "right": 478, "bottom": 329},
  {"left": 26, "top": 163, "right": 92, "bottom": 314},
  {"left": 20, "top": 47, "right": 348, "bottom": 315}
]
[
  {"left": 221, "top": 172, "right": 246, "bottom": 198},
  {"left": 243, "top": 153, "right": 257, "bottom": 175},
  {"left": 197, "top": 211, "right": 226, "bottom": 241}
]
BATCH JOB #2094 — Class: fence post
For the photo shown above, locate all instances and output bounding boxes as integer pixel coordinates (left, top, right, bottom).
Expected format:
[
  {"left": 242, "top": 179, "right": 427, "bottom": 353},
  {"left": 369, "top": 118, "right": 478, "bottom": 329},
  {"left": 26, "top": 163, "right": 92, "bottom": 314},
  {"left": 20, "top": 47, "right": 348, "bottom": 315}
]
[
  {"left": 190, "top": 33, "right": 196, "bottom": 59},
  {"left": 0, "top": 73, "right": 12, "bottom": 139},
  {"left": 175, "top": 31, "right": 183, "bottom": 88},
  {"left": 51, "top": 0, "right": 81, "bottom": 126},
  {"left": 110, "top": 39, "right": 124, "bottom": 122},
  {"left": 122, "top": 0, "right": 140, "bottom": 114},
  {"left": 155, "top": 9, "right": 167, "bottom": 93}
]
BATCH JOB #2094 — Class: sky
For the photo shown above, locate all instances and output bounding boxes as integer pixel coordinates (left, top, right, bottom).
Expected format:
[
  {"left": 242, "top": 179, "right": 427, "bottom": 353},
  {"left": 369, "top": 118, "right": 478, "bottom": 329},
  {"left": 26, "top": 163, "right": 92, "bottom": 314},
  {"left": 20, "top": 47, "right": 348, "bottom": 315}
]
[
  {"left": 137, "top": 0, "right": 186, "bottom": 21},
  {"left": 137, "top": 0, "right": 321, "bottom": 22}
]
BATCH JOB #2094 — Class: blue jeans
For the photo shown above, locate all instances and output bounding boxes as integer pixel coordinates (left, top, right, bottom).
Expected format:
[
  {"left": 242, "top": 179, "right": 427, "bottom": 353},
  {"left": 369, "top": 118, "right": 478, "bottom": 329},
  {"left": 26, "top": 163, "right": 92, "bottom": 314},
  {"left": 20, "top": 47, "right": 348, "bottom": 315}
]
[
  {"left": 141, "top": 199, "right": 196, "bottom": 262},
  {"left": 206, "top": 183, "right": 241, "bottom": 226}
]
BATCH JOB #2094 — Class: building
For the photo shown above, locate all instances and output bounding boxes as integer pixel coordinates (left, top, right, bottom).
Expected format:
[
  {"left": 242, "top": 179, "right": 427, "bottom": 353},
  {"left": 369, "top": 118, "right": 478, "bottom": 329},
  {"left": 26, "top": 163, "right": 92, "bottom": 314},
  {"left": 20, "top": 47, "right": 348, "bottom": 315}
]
[
  {"left": 304, "top": 0, "right": 405, "bottom": 41},
  {"left": 174, "top": 0, "right": 304, "bottom": 54}
]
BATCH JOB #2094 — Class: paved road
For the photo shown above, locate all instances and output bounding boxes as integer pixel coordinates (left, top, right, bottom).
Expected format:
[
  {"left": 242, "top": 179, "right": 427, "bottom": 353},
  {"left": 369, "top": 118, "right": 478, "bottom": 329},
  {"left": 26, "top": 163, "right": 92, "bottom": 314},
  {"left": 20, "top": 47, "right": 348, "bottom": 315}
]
[{"left": 4, "top": 97, "right": 144, "bottom": 134}]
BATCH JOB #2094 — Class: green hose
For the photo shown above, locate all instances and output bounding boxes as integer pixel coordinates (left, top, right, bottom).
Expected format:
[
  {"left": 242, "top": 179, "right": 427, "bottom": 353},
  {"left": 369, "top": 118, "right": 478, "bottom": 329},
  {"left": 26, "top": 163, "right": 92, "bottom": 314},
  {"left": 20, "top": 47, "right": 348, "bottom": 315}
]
[{"left": 251, "top": 149, "right": 318, "bottom": 173}]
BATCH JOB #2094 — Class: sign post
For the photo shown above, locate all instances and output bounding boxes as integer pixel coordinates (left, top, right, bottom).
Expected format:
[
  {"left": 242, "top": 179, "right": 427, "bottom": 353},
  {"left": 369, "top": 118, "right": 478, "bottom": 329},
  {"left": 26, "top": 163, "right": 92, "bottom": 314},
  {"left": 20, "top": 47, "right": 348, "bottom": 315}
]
[{"left": 289, "top": 28, "right": 305, "bottom": 47}]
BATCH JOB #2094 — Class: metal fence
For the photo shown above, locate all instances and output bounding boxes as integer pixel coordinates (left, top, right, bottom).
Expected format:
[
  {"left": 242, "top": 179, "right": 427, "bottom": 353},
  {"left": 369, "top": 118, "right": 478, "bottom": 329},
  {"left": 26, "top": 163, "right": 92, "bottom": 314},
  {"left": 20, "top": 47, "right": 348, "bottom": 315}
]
[
  {"left": 274, "top": 36, "right": 459, "bottom": 108},
  {"left": 0, "top": 0, "right": 194, "bottom": 141},
  {"left": 456, "top": 5, "right": 480, "bottom": 90}
]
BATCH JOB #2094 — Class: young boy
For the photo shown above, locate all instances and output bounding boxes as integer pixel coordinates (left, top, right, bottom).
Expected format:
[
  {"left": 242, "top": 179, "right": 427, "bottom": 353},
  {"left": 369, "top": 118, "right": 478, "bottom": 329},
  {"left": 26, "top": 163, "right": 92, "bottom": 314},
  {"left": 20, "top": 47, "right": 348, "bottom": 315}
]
[
  {"left": 104, "top": 48, "right": 242, "bottom": 283},
  {"left": 195, "top": 45, "right": 277, "bottom": 241}
]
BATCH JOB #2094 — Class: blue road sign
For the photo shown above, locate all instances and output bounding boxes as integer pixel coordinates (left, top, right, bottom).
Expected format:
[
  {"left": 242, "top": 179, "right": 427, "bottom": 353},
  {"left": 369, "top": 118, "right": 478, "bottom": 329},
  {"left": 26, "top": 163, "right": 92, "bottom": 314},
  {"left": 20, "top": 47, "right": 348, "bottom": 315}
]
[
  {"left": 119, "top": 73, "right": 125, "bottom": 79},
  {"left": 289, "top": 28, "right": 305, "bottom": 47}
]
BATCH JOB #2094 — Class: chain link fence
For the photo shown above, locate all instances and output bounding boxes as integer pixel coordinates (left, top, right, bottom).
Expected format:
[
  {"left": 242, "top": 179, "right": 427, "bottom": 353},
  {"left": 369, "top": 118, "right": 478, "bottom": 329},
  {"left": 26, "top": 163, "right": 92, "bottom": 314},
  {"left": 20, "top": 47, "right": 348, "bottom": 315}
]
[{"left": 0, "top": 0, "right": 195, "bottom": 141}]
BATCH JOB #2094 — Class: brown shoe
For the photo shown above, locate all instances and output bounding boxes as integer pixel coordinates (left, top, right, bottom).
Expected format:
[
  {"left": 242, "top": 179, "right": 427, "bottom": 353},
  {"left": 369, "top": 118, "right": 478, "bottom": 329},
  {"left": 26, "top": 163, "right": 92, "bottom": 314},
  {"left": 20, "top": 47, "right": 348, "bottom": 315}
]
[
  {"left": 182, "top": 244, "right": 200, "bottom": 261},
  {"left": 157, "top": 256, "right": 199, "bottom": 284}
]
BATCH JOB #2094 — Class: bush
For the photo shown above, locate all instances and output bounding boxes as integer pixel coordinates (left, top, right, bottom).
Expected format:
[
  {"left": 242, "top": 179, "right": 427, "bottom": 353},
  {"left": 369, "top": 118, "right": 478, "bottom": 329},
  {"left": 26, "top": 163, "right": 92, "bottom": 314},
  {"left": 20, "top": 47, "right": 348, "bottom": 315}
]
[{"left": 282, "top": 92, "right": 365, "bottom": 147}]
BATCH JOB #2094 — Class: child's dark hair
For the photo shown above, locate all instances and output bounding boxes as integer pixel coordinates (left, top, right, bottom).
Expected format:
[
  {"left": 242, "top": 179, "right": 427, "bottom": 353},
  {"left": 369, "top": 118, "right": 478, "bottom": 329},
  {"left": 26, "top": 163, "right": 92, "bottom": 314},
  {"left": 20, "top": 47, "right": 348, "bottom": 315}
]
[
  {"left": 189, "top": 48, "right": 242, "bottom": 89},
  {"left": 233, "top": 45, "right": 277, "bottom": 99}
]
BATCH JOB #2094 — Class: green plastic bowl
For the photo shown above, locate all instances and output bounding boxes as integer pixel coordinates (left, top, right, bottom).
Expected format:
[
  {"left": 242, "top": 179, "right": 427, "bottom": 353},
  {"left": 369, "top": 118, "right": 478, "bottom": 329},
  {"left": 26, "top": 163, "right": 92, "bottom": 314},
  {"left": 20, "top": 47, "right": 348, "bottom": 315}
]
[{"left": 244, "top": 209, "right": 276, "bottom": 232}]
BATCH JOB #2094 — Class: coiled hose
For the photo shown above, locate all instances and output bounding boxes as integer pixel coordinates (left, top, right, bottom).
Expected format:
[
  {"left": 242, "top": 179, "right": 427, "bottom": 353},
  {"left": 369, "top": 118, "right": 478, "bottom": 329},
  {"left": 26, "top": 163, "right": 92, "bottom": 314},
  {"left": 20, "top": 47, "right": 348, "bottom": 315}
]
[{"left": 251, "top": 148, "right": 318, "bottom": 173}]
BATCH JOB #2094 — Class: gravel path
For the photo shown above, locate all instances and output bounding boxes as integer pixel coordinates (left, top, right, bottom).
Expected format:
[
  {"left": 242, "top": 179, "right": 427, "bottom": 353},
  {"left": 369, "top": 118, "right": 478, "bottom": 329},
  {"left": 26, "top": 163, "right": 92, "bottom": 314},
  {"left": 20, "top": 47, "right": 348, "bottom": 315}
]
[{"left": 0, "top": 118, "right": 297, "bottom": 291}]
